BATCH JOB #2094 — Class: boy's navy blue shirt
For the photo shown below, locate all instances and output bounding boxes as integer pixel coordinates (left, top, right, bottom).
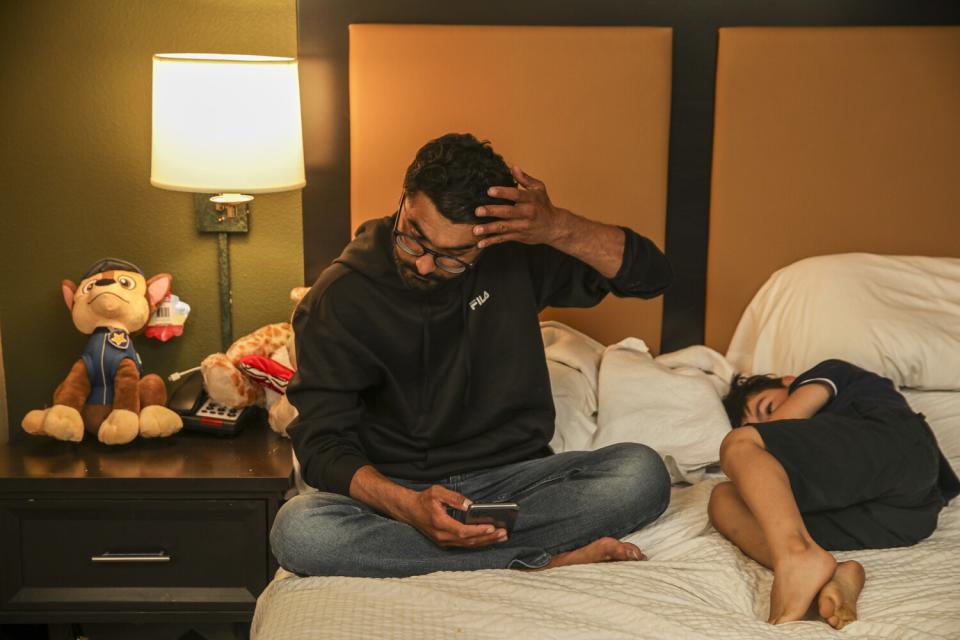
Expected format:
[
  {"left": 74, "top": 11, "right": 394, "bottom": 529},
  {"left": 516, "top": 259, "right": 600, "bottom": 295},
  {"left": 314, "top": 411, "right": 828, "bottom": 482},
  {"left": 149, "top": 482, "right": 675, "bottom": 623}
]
[
  {"left": 789, "top": 359, "right": 960, "bottom": 503},
  {"left": 788, "top": 359, "right": 911, "bottom": 415}
]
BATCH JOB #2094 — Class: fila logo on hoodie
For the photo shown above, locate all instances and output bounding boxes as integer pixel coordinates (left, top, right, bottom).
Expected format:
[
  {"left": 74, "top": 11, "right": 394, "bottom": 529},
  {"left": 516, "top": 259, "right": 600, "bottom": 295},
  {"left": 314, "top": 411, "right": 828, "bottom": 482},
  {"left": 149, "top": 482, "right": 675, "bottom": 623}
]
[{"left": 468, "top": 290, "right": 490, "bottom": 311}]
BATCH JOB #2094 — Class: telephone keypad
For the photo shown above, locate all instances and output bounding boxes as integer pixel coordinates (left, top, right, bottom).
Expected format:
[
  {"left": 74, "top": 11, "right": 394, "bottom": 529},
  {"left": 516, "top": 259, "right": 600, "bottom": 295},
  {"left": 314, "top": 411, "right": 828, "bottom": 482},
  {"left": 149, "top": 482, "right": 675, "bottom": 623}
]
[{"left": 196, "top": 399, "right": 243, "bottom": 421}]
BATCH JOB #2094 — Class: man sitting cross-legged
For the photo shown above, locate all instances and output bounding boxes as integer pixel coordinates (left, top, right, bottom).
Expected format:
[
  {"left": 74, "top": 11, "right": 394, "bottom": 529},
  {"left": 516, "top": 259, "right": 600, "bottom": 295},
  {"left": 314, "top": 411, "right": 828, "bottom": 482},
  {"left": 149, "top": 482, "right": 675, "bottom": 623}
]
[{"left": 271, "top": 133, "right": 674, "bottom": 578}]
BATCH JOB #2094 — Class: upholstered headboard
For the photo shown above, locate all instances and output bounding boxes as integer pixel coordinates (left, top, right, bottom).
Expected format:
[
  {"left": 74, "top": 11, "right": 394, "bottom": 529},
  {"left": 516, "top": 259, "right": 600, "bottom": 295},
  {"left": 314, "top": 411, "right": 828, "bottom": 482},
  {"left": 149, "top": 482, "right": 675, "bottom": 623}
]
[
  {"left": 297, "top": 1, "right": 960, "bottom": 353},
  {"left": 706, "top": 26, "right": 960, "bottom": 352}
]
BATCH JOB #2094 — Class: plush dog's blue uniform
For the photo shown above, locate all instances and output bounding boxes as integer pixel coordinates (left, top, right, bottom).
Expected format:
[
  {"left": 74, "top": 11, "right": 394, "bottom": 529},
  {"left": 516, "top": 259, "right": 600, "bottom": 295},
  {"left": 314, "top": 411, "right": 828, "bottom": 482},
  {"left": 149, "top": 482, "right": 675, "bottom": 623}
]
[{"left": 81, "top": 328, "right": 143, "bottom": 405}]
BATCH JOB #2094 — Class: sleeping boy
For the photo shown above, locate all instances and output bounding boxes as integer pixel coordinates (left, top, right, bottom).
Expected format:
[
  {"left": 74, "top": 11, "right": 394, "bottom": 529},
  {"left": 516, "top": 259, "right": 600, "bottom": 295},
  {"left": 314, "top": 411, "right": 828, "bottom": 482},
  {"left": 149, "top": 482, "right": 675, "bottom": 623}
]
[{"left": 711, "top": 358, "right": 959, "bottom": 629}]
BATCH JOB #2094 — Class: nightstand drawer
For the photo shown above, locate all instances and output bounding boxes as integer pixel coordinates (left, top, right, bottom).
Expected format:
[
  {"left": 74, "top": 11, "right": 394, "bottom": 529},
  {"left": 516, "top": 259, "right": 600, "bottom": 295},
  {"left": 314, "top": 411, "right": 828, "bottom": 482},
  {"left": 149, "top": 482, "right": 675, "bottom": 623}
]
[{"left": 0, "top": 499, "right": 268, "bottom": 612}]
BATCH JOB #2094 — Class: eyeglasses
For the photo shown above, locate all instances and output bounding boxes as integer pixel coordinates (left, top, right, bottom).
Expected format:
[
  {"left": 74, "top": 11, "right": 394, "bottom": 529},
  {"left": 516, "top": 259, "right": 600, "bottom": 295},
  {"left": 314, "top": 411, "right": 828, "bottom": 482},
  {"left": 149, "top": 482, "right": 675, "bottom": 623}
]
[{"left": 392, "top": 195, "right": 476, "bottom": 274}]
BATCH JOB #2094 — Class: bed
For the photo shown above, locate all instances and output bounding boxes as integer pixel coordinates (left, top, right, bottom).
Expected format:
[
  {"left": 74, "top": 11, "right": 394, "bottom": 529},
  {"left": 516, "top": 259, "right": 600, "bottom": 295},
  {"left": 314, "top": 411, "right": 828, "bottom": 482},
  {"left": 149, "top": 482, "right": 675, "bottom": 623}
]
[
  {"left": 253, "top": 454, "right": 960, "bottom": 639},
  {"left": 251, "top": 6, "right": 960, "bottom": 638},
  {"left": 251, "top": 255, "right": 960, "bottom": 639}
]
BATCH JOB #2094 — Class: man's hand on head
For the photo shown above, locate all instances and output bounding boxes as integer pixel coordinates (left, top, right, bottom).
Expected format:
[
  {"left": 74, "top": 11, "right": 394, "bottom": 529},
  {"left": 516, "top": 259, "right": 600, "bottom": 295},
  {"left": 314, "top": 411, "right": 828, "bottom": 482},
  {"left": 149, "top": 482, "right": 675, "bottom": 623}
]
[
  {"left": 400, "top": 485, "right": 508, "bottom": 549},
  {"left": 472, "top": 165, "right": 574, "bottom": 250},
  {"left": 471, "top": 165, "right": 627, "bottom": 278}
]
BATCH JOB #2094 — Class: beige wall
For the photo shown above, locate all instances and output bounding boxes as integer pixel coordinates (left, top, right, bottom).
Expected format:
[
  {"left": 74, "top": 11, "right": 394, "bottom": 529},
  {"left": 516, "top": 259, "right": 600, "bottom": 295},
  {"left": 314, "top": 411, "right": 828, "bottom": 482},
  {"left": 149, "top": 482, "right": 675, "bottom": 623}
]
[{"left": 0, "top": 0, "right": 302, "bottom": 436}]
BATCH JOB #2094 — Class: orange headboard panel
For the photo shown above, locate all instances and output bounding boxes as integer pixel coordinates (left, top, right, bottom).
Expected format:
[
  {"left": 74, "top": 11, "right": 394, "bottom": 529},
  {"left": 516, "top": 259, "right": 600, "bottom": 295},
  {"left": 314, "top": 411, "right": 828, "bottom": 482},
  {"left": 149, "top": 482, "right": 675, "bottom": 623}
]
[
  {"left": 350, "top": 25, "right": 672, "bottom": 349},
  {"left": 706, "top": 26, "right": 960, "bottom": 352}
]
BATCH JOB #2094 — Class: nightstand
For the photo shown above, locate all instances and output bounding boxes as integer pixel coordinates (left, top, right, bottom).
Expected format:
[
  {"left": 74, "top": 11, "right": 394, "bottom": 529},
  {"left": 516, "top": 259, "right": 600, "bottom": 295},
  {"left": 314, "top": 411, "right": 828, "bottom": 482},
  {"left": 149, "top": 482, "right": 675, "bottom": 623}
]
[{"left": 0, "top": 417, "right": 292, "bottom": 625}]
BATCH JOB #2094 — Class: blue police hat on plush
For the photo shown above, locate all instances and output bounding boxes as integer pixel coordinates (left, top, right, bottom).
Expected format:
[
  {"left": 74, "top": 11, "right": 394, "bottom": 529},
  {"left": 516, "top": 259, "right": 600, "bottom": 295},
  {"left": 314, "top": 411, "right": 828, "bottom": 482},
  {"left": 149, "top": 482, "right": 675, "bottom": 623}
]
[{"left": 81, "top": 257, "right": 144, "bottom": 279}]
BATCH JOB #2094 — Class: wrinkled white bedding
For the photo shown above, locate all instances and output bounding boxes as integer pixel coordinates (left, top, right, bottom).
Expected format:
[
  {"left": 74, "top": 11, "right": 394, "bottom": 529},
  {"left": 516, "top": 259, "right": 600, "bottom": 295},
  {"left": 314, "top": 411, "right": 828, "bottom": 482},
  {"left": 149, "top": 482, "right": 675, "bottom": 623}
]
[
  {"left": 251, "top": 389, "right": 960, "bottom": 640},
  {"left": 544, "top": 322, "right": 734, "bottom": 483},
  {"left": 593, "top": 340, "right": 733, "bottom": 483}
]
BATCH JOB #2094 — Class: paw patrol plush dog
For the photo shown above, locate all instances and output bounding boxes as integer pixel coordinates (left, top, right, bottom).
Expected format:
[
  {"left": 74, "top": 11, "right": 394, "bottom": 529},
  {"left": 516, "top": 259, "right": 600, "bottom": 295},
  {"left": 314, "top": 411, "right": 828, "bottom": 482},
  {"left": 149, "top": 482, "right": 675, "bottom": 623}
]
[{"left": 22, "top": 258, "right": 184, "bottom": 444}]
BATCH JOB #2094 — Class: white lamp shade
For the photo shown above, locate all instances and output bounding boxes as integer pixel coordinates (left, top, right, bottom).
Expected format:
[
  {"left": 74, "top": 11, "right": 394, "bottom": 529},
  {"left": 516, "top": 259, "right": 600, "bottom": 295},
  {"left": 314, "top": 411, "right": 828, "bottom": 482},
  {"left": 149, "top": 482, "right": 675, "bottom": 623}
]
[{"left": 151, "top": 53, "right": 306, "bottom": 194}]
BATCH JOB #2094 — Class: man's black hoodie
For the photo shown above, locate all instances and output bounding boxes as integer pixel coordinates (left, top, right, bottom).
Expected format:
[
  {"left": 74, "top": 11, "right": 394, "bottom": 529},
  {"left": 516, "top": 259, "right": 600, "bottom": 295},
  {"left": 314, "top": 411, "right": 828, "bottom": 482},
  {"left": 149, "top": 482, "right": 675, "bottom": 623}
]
[{"left": 287, "top": 215, "right": 671, "bottom": 496}]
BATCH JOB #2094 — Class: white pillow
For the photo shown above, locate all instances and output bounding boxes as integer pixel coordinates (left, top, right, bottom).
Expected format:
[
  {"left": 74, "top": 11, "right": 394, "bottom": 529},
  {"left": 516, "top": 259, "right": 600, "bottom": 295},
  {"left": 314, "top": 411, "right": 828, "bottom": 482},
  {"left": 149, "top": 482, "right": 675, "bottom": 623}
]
[
  {"left": 541, "top": 321, "right": 604, "bottom": 394},
  {"left": 547, "top": 360, "right": 599, "bottom": 453},
  {"left": 592, "top": 339, "right": 731, "bottom": 483},
  {"left": 727, "top": 253, "right": 960, "bottom": 390},
  {"left": 541, "top": 321, "right": 605, "bottom": 454}
]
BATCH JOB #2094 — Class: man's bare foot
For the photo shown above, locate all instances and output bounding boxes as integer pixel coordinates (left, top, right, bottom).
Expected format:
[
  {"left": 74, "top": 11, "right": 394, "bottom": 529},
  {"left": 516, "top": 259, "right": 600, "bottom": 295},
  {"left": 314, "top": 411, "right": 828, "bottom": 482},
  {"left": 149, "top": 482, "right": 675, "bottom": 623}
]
[
  {"left": 538, "top": 537, "right": 646, "bottom": 570},
  {"left": 769, "top": 543, "right": 837, "bottom": 624},
  {"left": 817, "top": 560, "right": 865, "bottom": 630}
]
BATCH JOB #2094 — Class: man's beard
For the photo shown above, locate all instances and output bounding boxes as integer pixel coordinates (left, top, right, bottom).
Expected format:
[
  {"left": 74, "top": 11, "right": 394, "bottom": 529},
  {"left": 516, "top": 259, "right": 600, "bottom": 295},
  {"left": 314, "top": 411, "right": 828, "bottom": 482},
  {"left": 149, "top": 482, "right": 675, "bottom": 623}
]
[{"left": 393, "top": 252, "right": 446, "bottom": 292}]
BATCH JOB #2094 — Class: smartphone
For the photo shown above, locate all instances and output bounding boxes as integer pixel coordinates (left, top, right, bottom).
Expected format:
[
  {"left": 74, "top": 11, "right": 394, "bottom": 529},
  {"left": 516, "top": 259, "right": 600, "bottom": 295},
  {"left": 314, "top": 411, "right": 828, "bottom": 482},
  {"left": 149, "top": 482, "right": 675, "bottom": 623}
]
[{"left": 465, "top": 502, "right": 520, "bottom": 532}]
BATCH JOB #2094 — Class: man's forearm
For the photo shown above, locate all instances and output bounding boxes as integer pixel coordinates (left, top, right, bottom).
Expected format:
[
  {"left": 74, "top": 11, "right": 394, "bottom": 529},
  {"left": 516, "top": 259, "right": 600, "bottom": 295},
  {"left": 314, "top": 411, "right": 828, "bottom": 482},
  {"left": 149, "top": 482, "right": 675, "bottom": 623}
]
[
  {"left": 349, "top": 464, "right": 417, "bottom": 520},
  {"left": 549, "top": 209, "right": 626, "bottom": 279}
]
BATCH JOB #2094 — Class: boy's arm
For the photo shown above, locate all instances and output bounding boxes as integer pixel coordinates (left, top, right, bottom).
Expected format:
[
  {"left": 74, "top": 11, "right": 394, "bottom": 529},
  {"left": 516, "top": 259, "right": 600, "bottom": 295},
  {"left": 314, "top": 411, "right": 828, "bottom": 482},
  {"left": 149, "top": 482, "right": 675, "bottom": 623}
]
[{"left": 767, "top": 382, "right": 833, "bottom": 422}]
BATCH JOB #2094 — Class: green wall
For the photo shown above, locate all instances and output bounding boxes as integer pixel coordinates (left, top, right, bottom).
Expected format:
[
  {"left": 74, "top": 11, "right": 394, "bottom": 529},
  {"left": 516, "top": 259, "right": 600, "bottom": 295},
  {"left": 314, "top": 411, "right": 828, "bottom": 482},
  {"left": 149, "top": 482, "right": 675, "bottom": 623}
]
[{"left": 0, "top": 0, "right": 302, "bottom": 438}]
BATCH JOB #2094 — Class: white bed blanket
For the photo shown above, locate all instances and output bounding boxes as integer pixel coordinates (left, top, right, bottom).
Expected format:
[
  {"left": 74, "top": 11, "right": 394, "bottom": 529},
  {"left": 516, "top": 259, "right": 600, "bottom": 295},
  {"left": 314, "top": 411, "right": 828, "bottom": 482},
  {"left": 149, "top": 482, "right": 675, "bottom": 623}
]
[
  {"left": 252, "top": 478, "right": 960, "bottom": 639},
  {"left": 252, "top": 389, "right": 960, "bottom": 640}
]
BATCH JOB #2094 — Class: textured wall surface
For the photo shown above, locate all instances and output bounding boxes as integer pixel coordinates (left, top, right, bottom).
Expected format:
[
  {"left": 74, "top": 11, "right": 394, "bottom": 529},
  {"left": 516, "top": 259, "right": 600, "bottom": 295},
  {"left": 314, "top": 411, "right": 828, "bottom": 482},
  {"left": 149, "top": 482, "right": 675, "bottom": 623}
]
[
  {"left": 0, "top": 322, "right": 7, "bottom": 444},
  {"left": 0, "top": 0, "right": 301, "bottom": 437}
]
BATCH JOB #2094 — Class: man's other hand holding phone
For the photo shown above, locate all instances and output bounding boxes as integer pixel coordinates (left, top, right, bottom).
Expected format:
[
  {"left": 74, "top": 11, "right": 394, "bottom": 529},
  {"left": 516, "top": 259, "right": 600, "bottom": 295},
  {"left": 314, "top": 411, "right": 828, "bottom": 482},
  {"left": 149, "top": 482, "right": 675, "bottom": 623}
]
[
  {"left": 350, "top": 465, "right": 509, "bottom": 548},
  {"left": 402, "top": 486, "right": 510, "bottom": 548}
]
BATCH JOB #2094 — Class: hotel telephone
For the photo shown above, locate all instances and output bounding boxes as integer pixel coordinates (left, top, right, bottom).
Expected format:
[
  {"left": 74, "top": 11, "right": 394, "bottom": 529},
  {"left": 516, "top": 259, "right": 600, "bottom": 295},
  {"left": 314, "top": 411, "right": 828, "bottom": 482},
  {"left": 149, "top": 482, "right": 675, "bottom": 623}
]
[{"left": 166, "top": 370, "right": 256, "bottom": 436}]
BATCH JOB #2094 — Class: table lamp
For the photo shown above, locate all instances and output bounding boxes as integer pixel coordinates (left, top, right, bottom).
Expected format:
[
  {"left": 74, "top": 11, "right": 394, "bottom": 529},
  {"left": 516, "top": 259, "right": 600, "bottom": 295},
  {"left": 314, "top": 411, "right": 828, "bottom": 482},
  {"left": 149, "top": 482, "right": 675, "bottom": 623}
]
[{"left": 151, "top": 53, "right": 305, "bottom": 350}]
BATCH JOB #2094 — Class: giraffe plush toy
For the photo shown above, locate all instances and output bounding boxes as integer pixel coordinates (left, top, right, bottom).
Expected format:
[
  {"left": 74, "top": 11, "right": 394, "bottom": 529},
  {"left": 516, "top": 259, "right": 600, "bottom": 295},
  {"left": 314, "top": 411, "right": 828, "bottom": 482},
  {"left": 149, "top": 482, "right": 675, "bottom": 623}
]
[{"left": 200, "top": 287, "right": 308, "bottom": 436}]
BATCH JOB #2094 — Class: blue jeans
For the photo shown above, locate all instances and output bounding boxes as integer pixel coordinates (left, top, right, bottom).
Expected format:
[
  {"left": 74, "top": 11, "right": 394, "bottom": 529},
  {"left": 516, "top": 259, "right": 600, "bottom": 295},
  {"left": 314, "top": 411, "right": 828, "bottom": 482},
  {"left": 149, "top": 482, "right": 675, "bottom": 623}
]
[{"left": 270, "top": 443, "right": 671, "bottom": 578}]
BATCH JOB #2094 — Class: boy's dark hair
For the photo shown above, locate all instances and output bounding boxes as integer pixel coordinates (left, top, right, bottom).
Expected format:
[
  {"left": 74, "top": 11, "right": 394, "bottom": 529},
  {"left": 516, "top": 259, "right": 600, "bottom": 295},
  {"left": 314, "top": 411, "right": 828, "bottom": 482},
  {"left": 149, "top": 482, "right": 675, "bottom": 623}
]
[
  {"left": 722, "top": 374, "right": 787, "bottom": 427},
  {"left": 403, "top": 133, "right": 517, "bottom": 224}
]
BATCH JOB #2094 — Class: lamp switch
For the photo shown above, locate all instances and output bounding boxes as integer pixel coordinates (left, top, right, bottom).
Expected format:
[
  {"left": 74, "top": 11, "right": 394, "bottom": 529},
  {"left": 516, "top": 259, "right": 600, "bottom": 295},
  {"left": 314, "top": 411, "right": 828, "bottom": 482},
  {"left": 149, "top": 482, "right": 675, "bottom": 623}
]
[{"left": 194, "top": 193, "right": 249, "bottom": 233}]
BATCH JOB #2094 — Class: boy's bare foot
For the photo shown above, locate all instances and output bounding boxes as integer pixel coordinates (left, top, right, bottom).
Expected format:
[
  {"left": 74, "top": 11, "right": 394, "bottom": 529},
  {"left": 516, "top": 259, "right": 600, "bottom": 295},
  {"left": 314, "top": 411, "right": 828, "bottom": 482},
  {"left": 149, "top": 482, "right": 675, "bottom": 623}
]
[
  {"left": 769, "top": 543, "right": 837, "bottom": 624},
  {"left": 817, "top": 560, "right": 865, "bottom": 629},
  {"left": 537, "top": 537, "right": 646, "bottom": 570}
]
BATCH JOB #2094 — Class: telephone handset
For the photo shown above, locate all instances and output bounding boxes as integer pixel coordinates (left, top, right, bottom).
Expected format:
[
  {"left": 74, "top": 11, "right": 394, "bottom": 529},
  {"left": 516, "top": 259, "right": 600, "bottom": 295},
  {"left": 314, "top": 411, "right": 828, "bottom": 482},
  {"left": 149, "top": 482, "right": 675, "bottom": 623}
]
[{"left": 167, "top": 371, "right": 256, "bottom": 436}]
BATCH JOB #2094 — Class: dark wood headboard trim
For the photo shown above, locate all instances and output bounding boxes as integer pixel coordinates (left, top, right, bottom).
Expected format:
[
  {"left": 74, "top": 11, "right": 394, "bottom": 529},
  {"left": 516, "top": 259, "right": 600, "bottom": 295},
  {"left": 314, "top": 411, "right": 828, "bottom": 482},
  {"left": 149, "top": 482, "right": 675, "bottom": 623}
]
[{"left": 297, "top": 0, "right": 960, "bottom": 353}]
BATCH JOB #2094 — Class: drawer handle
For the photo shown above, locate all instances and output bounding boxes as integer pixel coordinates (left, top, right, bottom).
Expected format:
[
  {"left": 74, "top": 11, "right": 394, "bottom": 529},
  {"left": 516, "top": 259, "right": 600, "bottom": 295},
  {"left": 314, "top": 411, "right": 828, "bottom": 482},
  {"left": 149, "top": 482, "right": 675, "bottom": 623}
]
[{"left": 91, "top": 551, "right": 171, "bottom": 564}]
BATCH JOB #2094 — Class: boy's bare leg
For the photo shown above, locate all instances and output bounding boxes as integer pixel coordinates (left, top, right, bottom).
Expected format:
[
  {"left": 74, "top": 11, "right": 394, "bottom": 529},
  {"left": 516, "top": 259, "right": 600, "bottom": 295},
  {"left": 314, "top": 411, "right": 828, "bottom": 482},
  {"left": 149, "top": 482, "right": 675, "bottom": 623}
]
[
  {"left": 709, "top": 481, "right": 772, "bottom": 566},
  {"left": 709, "top": 481, "right": 865, "bottom": 629},
  {"left": 719, "top": 428, "right": 837, "bottom": 624}
]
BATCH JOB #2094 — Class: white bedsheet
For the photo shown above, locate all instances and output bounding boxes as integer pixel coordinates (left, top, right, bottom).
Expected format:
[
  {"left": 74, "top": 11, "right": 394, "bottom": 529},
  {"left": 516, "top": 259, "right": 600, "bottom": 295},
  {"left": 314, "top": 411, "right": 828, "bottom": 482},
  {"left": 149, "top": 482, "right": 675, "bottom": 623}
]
[{"left": 252, "top": 391, "right": 960, "bottom": 640}]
